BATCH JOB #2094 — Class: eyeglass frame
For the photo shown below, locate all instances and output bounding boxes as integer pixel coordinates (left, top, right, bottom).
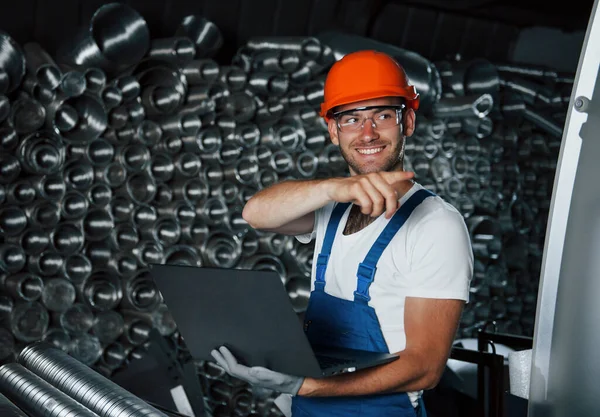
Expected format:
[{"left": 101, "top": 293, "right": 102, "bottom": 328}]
[{"left": 331, "top": 104, "right": 406, "bottom": 133}]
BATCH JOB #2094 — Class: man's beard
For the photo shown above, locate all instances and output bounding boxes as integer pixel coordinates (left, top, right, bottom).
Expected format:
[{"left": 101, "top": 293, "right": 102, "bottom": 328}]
[{"left": 340, "top": 137, "right": 406, "bottom": 175}]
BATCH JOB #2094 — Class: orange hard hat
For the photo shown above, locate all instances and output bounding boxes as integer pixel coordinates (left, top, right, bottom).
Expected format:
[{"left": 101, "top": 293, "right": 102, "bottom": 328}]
[{"left": 320, "top": 50, "right": 420, "bottom": 120}]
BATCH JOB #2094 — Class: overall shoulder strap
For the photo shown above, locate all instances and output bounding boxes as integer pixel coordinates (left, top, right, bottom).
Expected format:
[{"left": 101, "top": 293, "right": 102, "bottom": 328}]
[
  {"left": 314, "top": 202, "right": 351, "bottom": 291},
  {"left": 354, "top": 189, "right": 435, "bottom": 303}
]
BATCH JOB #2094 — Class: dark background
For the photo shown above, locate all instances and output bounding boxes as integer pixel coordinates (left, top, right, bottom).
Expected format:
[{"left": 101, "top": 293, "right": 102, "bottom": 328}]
[
  {"left": 0, "top": 2, "right": 593, "bottom": 415},
  {"left": 0, "top": 0, "right": 594, "bottom": 70}
]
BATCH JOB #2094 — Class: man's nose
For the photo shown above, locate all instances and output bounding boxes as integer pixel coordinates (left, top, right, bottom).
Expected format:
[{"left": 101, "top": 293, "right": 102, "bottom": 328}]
[{"left": 361, "top": 118, "right": 379, "bottom": 140}]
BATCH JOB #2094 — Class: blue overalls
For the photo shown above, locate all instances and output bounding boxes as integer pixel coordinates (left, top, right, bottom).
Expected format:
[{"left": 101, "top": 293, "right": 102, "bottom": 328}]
[{"left": 292, "top": 189, "right": 434, "bottom": 417}]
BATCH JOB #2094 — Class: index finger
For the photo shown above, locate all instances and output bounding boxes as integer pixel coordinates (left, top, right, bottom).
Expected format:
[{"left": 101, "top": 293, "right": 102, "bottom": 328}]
[
  {"left": 219, "top": 346, "right": 240, "bottom": 367},
  {"left": 211, "top": 349, "right": 230, "bottom": 372},
  {"left": 382, "top": 170, "right": 415, "bottom": 184}
]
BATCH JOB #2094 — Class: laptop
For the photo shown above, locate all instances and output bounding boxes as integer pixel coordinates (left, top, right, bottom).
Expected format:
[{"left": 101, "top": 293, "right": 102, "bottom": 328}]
[{"left": 148, "top": 263, "right": 399, "bottom": 378}]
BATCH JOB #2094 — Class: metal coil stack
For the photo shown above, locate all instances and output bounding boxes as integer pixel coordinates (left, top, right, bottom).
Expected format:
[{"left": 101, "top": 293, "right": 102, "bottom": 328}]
[
  {"left": 0, "top": 341, "right": 168, "bottom": 416},
  {"left": 426, "top": 57, "right": 570, "bottom": 338},
  {"left": 0, "top": 3, "right": 571, "bottom": 416}
]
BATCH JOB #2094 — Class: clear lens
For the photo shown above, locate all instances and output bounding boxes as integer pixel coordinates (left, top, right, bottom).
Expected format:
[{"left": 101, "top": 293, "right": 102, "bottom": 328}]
[{"left": 336, "top": 106, "right": 402, "bottom": 132}]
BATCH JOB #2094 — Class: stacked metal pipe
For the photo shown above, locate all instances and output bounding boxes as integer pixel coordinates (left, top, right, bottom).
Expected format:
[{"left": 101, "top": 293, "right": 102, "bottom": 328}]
[
  {"left": 429, "top": 57, "right": 570, "bottom": 338},
  {"left": 0, "top": 3, "right": 569, "bottom": 416},
  {"left": 0, "top": 341, "right": 168, "bottom": 416}
]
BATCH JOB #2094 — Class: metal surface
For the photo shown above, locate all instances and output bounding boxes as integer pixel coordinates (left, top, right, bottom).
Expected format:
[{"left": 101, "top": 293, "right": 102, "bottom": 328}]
[
  {"left": 246, "top": 36, "right": 323, "bottom": 61},
  {"left": 18, "top": 342, "right": 168, "bottom": 416},
  {"left": 10, "top": 301, "right": 49, "bottom": 342},
  {"left": 175, "top": 15, "right": 224, "bottom": 59},
  {"left": 0, "top": 31, "right": 25, "bottom": 94},
  {"left": 23, "top": 42, "right": 62, "bottom": 90},
  {"left": 0, "top": 362, "right": 99, "bottom": 416},
  {"left": 432, "top": 93, "right": 494, "bottom": 119},
  {"left": 149, "top": 37, "right": 196, "bottom": 64},
  {"left": 59, "top": 69, "right": 87, "bottom": 97},
  {"left": 55, "top": 2, "right": 150, "bottom": 74},
  {"left": 529, "top": 1, "right": 600, "bottom": 415}
]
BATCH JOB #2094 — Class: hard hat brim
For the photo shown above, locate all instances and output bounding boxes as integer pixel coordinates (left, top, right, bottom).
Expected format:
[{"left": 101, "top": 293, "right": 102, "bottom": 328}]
[{"left": 320, "top": 87, "right": 420, "bottom": 120}]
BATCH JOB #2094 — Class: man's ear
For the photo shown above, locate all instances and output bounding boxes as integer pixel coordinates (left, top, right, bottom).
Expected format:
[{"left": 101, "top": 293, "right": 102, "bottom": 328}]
[
  {"left": 327, "top": 117, "right": 340, "bottom": 146},
  {"left": 403, "top": 109, "right": 416, "bottom": 137}
]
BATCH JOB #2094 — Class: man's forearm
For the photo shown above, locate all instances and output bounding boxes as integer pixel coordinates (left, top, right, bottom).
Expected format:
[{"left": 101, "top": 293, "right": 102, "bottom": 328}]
[
  {"left": 298, "top": 349, "right": 439, "bottom": 397},
  {"left": 242, "top": 179, "right": 334, "bottom": 231}
]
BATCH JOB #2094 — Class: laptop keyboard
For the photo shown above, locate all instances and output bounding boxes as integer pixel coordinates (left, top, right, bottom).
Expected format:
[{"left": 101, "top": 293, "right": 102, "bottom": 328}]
[{"left": 316, "top": 355, "right": 356, "bottom": 369}]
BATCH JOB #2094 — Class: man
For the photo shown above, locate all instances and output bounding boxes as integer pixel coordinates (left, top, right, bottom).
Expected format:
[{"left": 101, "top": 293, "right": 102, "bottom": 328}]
[{"left": 211, "top": 50, "right": 473, "bottom": 416}]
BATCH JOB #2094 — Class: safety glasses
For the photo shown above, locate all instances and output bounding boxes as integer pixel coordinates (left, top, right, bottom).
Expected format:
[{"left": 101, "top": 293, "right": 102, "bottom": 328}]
[{"left": 332, "top": 105, "right": 405, "bottom": 133}]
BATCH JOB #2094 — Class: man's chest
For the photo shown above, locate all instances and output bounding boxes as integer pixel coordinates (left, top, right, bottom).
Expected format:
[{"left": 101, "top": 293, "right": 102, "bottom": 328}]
[{"left": 342, "top": 205, "right": 378, "bottom": 235}]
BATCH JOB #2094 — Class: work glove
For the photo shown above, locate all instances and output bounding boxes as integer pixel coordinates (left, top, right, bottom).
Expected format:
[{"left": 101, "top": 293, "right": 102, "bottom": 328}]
[
  {"left": 274, "top": 393, "right": 293, "bottom": 417},
  {"left": 210, "top": 346, "right": 305, "bottom": 396}
]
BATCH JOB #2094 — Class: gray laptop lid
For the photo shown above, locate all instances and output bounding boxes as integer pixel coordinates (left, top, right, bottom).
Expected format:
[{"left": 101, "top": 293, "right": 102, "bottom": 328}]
[{"left": 148, "top": 263, "right": 324, "bottom": 377}]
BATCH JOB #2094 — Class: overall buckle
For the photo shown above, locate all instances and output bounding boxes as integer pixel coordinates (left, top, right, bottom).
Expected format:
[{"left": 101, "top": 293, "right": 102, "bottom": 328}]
[
  {"left": 354, "top": 262, "right": 377, "bottom": 303},
  {"left": 357, "top": 262, "right": 376, "bottom": 282},
  {"left": 316, "top": 253, "right": 330, "bottom": 266}
]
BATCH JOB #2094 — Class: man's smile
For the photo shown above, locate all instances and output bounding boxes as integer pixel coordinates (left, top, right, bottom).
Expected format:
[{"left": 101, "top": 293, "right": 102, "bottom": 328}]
[{"left": 356, "top": 146, "right": 386, "bottom": 155}]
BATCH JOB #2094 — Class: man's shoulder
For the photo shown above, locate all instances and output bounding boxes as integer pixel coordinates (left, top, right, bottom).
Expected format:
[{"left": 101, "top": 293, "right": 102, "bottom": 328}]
[
  {"left": 411, "top": 192, "right": 465, "bottom": 226},
  {"left": 401, "top": 195, "right": 471, "bottom": 252}
]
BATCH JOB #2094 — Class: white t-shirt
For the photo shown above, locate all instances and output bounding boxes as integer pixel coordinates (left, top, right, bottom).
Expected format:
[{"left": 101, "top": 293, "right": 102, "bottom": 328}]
[{"left": 296, "top": 182, "right": 473, "bottom": 406}]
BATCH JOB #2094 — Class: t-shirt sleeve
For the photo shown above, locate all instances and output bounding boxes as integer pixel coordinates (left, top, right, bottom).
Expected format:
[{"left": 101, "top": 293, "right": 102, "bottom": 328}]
[
  {"left": 294, "top": 207, "right": 321, "bottom": 244},
  {"left": 405, "top": 208, "right": 473, "bottom": 302},
  {"left": 295, "top": 230, "right": 316, "bottom": 244}
]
